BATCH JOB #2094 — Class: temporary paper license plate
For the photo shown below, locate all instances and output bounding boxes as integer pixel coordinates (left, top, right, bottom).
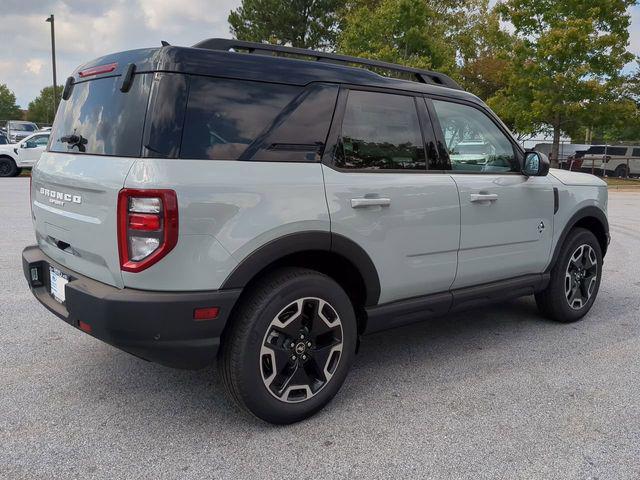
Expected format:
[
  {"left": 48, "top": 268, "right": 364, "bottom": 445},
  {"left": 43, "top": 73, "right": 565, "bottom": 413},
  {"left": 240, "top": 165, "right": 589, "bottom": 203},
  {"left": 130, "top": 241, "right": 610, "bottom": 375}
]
[{"left": 49, "top": 267, "right": 69, "bottom": 303}]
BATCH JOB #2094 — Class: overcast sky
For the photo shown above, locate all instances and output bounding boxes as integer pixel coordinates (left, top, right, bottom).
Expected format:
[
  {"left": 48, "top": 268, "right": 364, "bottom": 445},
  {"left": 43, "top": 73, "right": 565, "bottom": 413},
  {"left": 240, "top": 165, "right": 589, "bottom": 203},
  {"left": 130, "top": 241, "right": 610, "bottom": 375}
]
[{"left": 1, "top": 0, "right": 639, "bottom": 108}]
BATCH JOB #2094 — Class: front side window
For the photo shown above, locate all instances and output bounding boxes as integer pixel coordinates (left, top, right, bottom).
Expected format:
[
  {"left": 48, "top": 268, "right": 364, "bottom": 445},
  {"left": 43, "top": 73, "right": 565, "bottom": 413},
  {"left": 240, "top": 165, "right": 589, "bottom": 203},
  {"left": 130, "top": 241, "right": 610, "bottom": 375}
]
[
  {"left": 31, "top": 135, "right": 49, "bottom": 146},
  {"left": 334, "top": 90, "right": 426, "bottom": 170},
  {"left": 432, "top": 100, "right": 519, "bottom": 173}
]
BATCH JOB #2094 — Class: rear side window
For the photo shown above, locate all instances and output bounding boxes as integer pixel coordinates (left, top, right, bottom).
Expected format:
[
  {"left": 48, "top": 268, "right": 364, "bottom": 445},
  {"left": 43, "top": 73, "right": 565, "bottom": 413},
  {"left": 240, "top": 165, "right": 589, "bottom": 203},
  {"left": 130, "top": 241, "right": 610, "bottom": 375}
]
[
  {"left": 334, "top": 90, "right": 426, "bottom": 170},
  {"left": 633, "top": 148, "right": 640, "bottom": 157},
  {"left": 607, "top": 147, "right": 628, "bottom": 156},
  {"left": 50, "top": 74, "right": 152, "bottom": 157},
  {"left": 180, "top": 77, "right": 301, "bottom": 160}
]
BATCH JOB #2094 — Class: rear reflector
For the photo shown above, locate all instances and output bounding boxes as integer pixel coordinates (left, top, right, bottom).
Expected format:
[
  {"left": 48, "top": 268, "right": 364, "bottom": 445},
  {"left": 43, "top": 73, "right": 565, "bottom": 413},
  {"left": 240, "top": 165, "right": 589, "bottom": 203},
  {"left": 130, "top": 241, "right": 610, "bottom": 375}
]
[
  {"left": 193, "top": 307, "right": 220, "bottom": 321},
  {"left": 79, "top": 321, "right": 92, "bottom": 333},
  {"left": 78, "top": 62, "right": 117, "bottom": 78}
]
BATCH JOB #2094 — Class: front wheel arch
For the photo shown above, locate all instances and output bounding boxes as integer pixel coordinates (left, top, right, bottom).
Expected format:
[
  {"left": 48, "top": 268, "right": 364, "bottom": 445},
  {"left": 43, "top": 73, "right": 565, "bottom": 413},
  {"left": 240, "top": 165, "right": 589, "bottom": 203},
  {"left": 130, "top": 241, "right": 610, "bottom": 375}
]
[{"left": 548, "top": 207, "right": 609, "bottom": 272}]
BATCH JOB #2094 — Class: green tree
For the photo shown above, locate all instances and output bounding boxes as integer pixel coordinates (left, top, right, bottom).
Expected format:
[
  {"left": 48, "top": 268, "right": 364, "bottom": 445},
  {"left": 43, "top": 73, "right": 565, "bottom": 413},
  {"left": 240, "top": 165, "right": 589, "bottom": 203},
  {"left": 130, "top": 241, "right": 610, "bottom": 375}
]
[
  {"left": 496, "top": 0, "right": 635, "bottom": 165},
  {"left": 339, "top": 0, "right": 493, "bottom": 75},
  {"left": 458, "top": 7, "right": 515, "bottom": 101},
  {"left": 26, "top": 86, "right": 63, "bottom": 124},
  {"left": 229, "top": 0, "right": 342, "bottom": 49},
  {"left": 566, "top": 66, "right": 640, "bottom": 143},
  {"left": 0, "top": 84, "right": 22, "bottom": 120}
]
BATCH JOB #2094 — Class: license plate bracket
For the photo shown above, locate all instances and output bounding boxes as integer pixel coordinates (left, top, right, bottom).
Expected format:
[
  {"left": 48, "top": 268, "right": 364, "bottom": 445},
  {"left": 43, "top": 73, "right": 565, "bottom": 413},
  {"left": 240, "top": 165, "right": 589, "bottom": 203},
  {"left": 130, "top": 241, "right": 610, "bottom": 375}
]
[{"left": 49, "top": 266, "right": 69, "bottom": 304}]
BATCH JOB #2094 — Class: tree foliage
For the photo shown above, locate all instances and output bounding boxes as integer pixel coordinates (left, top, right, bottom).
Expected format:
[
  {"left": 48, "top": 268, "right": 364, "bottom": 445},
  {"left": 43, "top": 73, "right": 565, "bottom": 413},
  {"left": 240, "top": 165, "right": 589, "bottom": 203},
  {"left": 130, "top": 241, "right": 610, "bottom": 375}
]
[
  {"left": 227, "top": 0, "right": 639, "bottom": 149},
  {"left": 26, "top": 86, "right": 62, "bottom": 124},
  {"left": 0, "top": 84, "right": 22, "bottom": 121},
  {"left": 495, "top": 0, "right": 636, "bottom": 162},
  {"left": 338, "top": 0, "right": 497, "bottom": 76},
  {"left": 228, "top": 0, "right": 342, "bottom": 49},
  {"left": 338, "top": 0, "right": 456, "bottom": 73}
]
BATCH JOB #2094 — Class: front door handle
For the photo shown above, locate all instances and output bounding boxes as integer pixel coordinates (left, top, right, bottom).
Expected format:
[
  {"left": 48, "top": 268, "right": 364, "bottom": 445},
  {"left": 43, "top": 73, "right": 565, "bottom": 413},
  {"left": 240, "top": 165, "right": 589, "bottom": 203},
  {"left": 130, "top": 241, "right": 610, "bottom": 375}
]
[
  {"left": 470, "top": 193, "right": 498, "bottom": 203},
  {"left": 351, "top": 197, "right": 391, "bottom": 208}
]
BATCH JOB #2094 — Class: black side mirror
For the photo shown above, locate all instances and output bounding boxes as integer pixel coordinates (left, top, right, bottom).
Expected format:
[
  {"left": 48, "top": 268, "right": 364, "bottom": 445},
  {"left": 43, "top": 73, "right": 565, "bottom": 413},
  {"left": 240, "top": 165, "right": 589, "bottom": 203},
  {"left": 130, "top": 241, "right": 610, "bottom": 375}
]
[{"left": 523, "top": 151, "right": 550, "bottom": 177}]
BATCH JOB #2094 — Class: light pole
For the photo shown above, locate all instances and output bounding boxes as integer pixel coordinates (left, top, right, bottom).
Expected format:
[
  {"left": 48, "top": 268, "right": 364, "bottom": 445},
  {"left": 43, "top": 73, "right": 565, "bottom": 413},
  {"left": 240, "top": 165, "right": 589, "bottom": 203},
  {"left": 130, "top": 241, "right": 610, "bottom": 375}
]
[{"left": 45, "top": 14, "right": 58, "bottom": 123}]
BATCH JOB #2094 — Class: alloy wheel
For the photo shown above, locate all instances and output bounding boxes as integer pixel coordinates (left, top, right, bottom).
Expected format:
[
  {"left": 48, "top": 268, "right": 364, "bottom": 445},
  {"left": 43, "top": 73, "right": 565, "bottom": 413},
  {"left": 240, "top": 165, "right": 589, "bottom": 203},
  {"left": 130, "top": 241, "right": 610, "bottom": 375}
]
[
  {"left": 260, "top": 297, "right": 343, "bottom": 403},
  {"left": 564, "top": 244, "right": 598, "bottom": 310}
]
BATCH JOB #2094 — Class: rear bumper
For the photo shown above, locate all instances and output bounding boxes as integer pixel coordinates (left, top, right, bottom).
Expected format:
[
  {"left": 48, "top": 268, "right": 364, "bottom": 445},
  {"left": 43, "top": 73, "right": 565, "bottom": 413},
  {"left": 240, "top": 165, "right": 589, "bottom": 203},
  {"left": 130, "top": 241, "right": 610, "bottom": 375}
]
[{"left": 22, "top": 245, "right": 241, "bottom": 369}]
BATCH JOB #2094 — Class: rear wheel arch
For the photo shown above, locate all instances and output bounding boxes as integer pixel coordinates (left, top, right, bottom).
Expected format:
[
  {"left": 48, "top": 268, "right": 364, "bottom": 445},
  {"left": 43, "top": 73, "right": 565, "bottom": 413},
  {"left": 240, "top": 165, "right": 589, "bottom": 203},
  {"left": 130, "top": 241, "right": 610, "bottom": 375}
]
[{"left": 220, "top": 231, "right": 380, "bottom": 332}]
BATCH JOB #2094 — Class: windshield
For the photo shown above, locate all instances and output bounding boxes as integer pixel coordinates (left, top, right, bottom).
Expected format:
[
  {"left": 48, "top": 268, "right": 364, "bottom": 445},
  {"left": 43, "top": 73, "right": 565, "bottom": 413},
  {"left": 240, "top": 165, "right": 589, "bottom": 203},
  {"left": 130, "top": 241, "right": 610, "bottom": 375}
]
[
  {"left": 12, "top": 123, "right": 37, "bottom": 132},
  {"left": 49, "top": 74, "right": 152, "bottom": 156}
]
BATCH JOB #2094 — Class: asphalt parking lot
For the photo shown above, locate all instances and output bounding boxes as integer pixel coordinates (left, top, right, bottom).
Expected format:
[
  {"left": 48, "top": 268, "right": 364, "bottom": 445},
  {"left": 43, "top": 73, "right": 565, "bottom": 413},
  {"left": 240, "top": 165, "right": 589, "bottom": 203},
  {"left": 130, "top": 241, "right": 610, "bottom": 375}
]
[{"left": 1, "top": 177, "right": 639, "bottom": 479}]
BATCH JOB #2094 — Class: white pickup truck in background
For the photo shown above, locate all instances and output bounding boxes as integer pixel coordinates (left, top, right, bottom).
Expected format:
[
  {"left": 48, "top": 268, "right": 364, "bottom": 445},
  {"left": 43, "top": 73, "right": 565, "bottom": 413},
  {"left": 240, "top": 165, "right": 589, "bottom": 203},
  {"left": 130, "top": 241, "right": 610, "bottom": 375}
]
[{"left": 0, "top": 131, "right": 50, "bottom": 177}]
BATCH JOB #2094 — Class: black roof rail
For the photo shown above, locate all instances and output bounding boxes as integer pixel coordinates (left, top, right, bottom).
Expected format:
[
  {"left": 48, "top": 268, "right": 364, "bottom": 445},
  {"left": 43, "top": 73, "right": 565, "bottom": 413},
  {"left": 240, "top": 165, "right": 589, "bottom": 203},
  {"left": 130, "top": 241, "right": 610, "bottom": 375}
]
[{"left": 192, "top": 38, "right": 462, "bottom": 90}]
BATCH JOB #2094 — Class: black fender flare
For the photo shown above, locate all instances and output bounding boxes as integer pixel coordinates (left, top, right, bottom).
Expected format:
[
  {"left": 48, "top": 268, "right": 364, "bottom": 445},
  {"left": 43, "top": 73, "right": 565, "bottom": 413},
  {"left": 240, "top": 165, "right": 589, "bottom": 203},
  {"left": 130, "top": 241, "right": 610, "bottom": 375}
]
[
  {"left": 220, "top": 231, "right": 381, "bottom": 306},
  {"left": 548, "top": 206, "right": 609, "bottom": 271}
]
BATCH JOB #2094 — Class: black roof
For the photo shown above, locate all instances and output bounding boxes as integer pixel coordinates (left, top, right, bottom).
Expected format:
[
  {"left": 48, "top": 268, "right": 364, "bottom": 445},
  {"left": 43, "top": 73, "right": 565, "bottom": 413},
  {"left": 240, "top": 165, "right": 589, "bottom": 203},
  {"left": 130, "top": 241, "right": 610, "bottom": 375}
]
[{"left": 71, "top": 40, "right": 480, "bottom": 104}]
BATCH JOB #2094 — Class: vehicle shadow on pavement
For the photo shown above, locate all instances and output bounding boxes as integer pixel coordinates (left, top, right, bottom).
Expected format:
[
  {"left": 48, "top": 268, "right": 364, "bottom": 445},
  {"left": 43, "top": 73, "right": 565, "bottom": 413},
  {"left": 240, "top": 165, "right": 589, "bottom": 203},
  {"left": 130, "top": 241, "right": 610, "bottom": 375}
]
[{"left": 71, "top": 296, "right": 571, "bottom": 426}]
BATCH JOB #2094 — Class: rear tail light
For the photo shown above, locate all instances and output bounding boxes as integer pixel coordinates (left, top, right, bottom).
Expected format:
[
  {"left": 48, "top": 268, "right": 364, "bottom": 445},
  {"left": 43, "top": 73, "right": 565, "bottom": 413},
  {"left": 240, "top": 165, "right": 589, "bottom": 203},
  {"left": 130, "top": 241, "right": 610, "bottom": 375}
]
[{"left": 117, "top": 189, "right": 178, "bottom": 272}]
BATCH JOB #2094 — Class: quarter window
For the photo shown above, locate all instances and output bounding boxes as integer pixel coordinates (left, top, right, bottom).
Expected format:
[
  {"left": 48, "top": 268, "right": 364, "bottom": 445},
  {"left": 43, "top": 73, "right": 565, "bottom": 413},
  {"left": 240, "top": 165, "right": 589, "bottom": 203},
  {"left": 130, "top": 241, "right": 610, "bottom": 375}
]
[
  {"left": 432, "top": 100, "right": 519, "bottom": 173},
  {"left": 334, "top": 90, "right": 426, "bottom": 170},
  {"left": 180, "top": 77, "right": 301, "bottom": 160}
]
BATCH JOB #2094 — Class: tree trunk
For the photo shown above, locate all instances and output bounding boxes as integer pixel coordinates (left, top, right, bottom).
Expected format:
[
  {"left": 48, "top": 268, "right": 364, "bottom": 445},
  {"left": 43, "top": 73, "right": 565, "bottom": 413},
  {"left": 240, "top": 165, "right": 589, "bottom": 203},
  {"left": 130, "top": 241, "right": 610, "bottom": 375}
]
[{"left": 550, "top": 114, "right": 561, "bottom": 168}]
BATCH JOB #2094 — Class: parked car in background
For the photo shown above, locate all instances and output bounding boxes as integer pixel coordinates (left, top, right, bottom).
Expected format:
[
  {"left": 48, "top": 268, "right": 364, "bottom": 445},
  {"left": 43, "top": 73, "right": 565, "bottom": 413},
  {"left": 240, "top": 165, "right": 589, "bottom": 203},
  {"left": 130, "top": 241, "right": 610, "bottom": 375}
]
[
  {"left": 0, "top": 131, "right": 50, "bottom": 176},
  {"left": 533, "top": 143, "right": 590, "bottom": 166},
  {"left": 6, "top": 120, "right": 39, "bottom": 143},
  {"left": 575, "top": 145, "right": 640, "bottom": 178}
]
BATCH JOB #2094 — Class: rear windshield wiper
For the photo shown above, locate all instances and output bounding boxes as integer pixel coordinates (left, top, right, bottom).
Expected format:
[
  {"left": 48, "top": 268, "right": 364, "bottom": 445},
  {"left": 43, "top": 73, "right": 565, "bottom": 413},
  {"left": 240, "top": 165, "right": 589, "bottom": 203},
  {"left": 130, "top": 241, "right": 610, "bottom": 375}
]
[{"left": 59, "top": 134, "right": 88, "bottom": 152}]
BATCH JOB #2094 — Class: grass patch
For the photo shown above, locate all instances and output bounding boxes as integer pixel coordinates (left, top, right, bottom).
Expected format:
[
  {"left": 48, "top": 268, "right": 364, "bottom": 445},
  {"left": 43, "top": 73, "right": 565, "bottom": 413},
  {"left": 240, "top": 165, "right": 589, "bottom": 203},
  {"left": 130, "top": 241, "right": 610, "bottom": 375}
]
[
  {"left": 19, "top": 169, "right": 31, "bottom": 177},
  {"left": 605, "top": 177, "right": 640, "bottom": 187}
]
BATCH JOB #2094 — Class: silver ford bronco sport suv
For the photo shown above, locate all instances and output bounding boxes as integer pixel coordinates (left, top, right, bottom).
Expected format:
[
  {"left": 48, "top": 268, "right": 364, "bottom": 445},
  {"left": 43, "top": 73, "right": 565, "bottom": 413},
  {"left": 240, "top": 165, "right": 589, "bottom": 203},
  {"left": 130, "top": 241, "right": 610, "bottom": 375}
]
[{"left": 23, "top": 39, "right": 609, "bottom": 424}]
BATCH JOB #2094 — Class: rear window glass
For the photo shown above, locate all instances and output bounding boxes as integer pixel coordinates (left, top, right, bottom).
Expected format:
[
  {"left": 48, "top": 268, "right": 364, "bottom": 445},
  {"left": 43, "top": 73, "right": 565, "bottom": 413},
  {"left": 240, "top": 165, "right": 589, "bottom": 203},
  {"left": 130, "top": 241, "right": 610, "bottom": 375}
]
[
  {"left": 180, "top": 77, "right": 301, "bottom": 160},
  {"left": 49, "top": 74, "right": 152, "bottom": 156}
]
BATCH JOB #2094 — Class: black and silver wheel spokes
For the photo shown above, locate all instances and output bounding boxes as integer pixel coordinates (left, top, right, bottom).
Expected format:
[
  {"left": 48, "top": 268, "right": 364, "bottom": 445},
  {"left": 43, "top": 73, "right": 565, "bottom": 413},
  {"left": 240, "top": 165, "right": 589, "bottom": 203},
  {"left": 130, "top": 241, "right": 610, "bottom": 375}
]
[
  {"left": 564, "top": 244, "right": 598, "bottom": 310},
  {"left": 260, "top": 297, "right": 343, "bottom": 403}
]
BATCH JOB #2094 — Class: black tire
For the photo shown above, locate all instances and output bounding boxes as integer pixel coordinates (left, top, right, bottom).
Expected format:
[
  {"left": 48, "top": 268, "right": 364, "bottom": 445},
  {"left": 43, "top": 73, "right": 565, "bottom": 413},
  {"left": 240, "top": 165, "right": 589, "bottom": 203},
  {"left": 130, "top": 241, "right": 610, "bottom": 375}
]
[
  {"left": 0, "top": 157, "right": 18, "bottom": 177},
  {"left": 219, "top": 267, "right": 357, "bottom": 424},
  {"left": 535, "top": 228, "right": 602, "bottom": 323},
  {"left": 614, "top": 164, "right": 628, "bottom": 178}
]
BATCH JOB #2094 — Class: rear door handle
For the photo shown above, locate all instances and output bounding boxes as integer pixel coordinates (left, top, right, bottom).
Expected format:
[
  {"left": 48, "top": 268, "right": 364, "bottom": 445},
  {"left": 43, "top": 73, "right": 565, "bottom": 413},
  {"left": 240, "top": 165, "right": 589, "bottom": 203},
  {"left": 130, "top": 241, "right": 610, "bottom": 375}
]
[
  {"left": 470, "top": 193, "right": 498, "bottom": 203},
  {"left": 351, "top": 197, "right": 391, "bottom": 208}
]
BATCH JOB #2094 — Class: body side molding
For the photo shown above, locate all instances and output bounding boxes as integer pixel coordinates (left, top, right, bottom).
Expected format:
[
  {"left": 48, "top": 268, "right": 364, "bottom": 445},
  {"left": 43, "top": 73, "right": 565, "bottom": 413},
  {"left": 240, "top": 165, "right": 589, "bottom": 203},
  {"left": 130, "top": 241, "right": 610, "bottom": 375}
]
[{"left": 364, "top": 273, "right": 549, "bottom": 335}]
